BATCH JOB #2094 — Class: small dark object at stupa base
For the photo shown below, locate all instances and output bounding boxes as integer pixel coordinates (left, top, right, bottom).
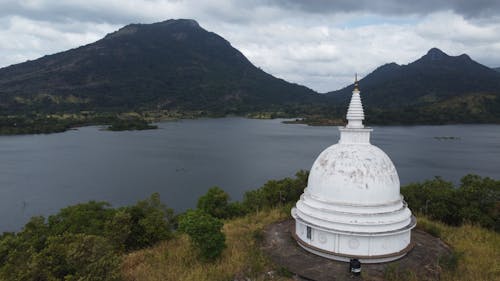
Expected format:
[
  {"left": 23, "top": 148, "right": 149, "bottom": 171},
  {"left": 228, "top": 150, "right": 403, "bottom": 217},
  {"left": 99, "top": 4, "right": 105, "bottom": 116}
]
[
  {"left": 349, "top": 259, "right": 361, "bottom": 276},
  {"left": 262, "top": 219, "right": 452, "bottom": 281}
]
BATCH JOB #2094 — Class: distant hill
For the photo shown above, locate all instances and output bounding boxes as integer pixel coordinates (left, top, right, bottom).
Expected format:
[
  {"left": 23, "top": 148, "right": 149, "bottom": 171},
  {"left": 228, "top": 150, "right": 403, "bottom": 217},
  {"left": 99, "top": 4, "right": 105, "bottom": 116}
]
[
  {"left": 2, "top": 25, "right": 500, "bottom": 126},
  {"left": 494, "top": 67, "right": 500, "bottom": 72},
  {"left": 326, "top": 48, "right": 500, "bottom": 124},
  {"left": 0, "top": 19, "right": 318, "bottom": 114},
  {"left": 328, "top": 48, "right": 500, "bottom": 106}
]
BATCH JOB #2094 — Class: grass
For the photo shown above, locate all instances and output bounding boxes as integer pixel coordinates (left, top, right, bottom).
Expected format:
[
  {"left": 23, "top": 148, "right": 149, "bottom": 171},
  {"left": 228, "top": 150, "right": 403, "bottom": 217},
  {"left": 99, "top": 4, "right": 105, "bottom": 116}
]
[
  {"left": 122, "top": 210, "right": 499, "bottom": 281},
  {"left": 417, "top": 217, "right": 499, "bottom": 281},
  {"left": 121, "top": 208, "right": 292, "bottom": 281},
  {"left": 384, "top": 263, "right": 418, "bottom": 281}
]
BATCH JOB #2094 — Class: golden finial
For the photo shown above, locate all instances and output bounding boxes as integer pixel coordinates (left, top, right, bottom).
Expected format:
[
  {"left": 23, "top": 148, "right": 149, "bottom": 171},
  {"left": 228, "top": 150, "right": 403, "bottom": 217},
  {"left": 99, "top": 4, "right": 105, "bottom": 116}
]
[{"left": 354, "top": 73, "right": 359, "bottom": 91}]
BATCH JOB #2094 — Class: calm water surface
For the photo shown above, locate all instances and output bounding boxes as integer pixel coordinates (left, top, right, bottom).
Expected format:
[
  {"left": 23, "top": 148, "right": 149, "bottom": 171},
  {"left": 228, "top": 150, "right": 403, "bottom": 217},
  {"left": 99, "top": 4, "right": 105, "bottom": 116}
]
[{"left": 1, "top": 118, "right": 499, "bottom": 231}]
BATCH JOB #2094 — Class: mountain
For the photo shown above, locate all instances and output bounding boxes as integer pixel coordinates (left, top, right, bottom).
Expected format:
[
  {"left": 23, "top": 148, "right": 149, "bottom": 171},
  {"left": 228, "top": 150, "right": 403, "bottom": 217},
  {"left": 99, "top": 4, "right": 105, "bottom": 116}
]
[
  {"left": 0, "top": 19, "right": 318, "bottom": 114},
  {"left": 494, "top": 67, "right": 500, "bottom": 72},
  {"left": 328, "top": 48, "right": 500, "bottom": 107},
  {"left": 325, "top": 48, "right": 500, "bottom": 124}
]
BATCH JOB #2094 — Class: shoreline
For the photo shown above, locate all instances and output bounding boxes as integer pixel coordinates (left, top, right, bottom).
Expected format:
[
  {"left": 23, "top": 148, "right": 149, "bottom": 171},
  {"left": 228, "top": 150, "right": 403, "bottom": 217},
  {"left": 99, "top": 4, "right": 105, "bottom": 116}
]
[{"left": 2, "top": 113, "right": 500, "bottom": 136}]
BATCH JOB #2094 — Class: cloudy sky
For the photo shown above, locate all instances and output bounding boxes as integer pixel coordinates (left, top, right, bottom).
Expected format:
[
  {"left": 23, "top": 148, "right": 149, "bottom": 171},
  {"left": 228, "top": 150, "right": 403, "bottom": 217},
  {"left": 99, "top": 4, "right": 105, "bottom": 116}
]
[{"left": 1, "top": 0, "right": 500, "bottom": 92}]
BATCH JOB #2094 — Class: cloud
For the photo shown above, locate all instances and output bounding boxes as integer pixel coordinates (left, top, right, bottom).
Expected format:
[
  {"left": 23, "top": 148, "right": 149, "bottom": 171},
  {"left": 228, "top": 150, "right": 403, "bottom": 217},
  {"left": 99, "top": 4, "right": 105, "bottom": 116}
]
[
  {"left": 215, "top": 9, "right": 500, "bottom": 92},
  {"left": 0, "top": 15, "right": 118, "bottom": 67},
  {"left": 268, "top": 0, "right": 500, "bottom": 19},
  {"left": 1, "top": 1, "right": 500, "bottom": 92}
]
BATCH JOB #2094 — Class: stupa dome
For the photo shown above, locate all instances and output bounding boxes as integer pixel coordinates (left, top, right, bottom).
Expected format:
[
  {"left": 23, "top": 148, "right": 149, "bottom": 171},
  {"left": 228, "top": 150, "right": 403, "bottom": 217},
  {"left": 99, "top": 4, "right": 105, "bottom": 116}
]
[{"left": 307, "top": 142, "right": 400, "bottom": 205}]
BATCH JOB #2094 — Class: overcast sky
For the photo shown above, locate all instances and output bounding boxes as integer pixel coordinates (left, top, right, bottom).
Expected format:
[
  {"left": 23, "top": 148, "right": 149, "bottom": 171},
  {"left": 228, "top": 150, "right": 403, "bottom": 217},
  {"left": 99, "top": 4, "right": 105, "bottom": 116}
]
[{"left": 1, "top": 0, "right": 500, "bottom": 92}]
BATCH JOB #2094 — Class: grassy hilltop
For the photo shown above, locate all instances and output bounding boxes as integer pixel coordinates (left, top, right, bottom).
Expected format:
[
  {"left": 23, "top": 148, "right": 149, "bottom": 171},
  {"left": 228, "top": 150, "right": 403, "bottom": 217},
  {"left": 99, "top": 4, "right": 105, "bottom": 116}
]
[{"left": 122, "top": 209, "right": 499, "bottom": 281}]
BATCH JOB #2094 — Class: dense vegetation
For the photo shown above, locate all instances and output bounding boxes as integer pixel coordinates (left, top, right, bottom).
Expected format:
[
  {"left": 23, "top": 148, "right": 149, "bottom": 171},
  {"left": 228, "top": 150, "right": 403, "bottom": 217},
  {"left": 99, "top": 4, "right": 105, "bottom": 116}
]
[
  {"left": 402, "top": 174, "right": 499, "bottom": 231},
  {"left": 196, "top": 186, "right": 242, "bottom": 219},
  {"left": 1, "top": 172, "right": 498, "bottom": 280},
  {"left": 108, "top": 118, "right": 158, "bottom": 131},
  {"left": 364, "top": 95, "right": 500, "bottom": 125},
  {"left": 283, "top": 92, "right": 500, "bottom": 126},
  {"left": 0, "top": 171, "right": 309, "bottom": 280},
  {"left": 0, "top": 194, "right": 174, "bottom": 280},
  {"left": 178, "top": 210, "right": 226, "bottom": 261},
  {"left": 3, "top": 96, "right": 500, "bottom": 135},
  {"left": 0, "top": 115, "right": 75, "bottom": 135},
  {"left": 0, "top": 113, "right": 159, "bottom": 135}
]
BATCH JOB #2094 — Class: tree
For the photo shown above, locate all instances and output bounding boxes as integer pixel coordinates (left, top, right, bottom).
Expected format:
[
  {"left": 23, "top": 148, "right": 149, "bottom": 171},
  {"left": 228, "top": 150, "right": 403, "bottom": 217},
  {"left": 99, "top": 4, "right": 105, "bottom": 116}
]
[
  {"left": 123, "top": 193, "right": 174, "bottom": 250},
  {"left": 197, "top": 186, "right": 231, "bottom": 219},
  {"left": 104, "top": 210, "right": 132, "bottom": 251},
  {"left": 0, "top": 194, "right": 177, "bottom": 281},
  {"left": 242, "top": 170, "right": 308, "bottom": 212},
  {"left": 457, "top": 174, "right": 500, "bottom": 231},
  {"left": 38, "top": 233, "right": 122, "bottom": 281},
  {"left": 401, "top": 177, "right": 460, "bottom": 225},
  {"left": 242, "top": 188, "right": 266, "bottom": 213},
  {"left": 18, "top": 216, "right": 49, "bottom": 252},
  {"left": 178, "top": 210, "right": 226, "bottom": 261},
  {"left": 47, "top": 201, "right": 115, "bottom": 236},
  {"left": 0, "top": 233, "right": 35, "bottom": 280},
  {"left": 401, "top": 174, "right": 500, "bottom": 231}
]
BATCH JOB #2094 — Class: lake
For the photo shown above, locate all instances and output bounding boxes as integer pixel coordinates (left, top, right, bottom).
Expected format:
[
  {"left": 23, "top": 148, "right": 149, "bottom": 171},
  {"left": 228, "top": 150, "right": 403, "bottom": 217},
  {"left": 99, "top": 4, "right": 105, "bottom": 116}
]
[{"left": 1, "top": 118, "right": 499, "bottom": 232}]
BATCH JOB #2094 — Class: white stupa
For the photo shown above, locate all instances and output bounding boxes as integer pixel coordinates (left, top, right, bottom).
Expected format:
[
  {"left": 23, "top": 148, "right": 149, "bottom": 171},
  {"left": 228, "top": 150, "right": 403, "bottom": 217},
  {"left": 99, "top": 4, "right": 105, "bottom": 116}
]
[{"left": 291, "top": 75, "right": 416, "bottom": 263}]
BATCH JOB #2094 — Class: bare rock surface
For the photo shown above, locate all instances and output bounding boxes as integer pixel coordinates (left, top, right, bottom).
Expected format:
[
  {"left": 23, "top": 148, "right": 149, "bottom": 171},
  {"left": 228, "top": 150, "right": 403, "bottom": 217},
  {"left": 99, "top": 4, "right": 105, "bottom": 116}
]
[{"left": 262, "top": 219, "right": 452, "bottom": 281}]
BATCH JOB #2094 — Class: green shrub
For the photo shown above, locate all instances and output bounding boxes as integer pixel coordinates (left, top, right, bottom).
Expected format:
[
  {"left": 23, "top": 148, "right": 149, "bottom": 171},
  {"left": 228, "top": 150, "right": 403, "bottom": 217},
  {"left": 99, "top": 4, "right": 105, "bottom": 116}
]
[
  {"left": 402, "top": 174, "right": 499, "bottom": 231},
  {"left": 123, "top": 193, "right": 174, "bottom": 250},
  {"left": 39, "top": 233, "right": 122, "bottom": 281},
  {"left": 47, "top": 201, "right": 115, "bottom": 236},
  {"left": 197, "top": 186, "right": 231, "bottom": 219},
  {"left": 104, "top": 210, "right": 132, "bottom": 251},
  {"left": 0, "top": 193, "right": 175, "bottom": 280},
  {"left": 178, "top": 210, "right": 226, "bottom": 261},
  {"left": 242, "top": 170, "right": 308, "bottom": 212}
]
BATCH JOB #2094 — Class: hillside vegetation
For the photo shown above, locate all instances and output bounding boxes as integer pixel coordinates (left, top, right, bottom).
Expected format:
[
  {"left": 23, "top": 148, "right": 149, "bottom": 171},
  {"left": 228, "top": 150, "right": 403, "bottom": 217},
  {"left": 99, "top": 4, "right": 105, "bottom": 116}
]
[
  {"left": 416, "top": 218, "right": 499, "bottom": 281},
  {"left": 0, "top": 19, "right": 322, "bottom": 135},
  {"left": 123, "top": 173, "right": 500, "bottom": 281},
  {"left": 0, "top": 19, "right": 317, "bottom": 115},
  {"left": 328, "top": 48, "right": 500, "bottom": 108},
  {"left": 0, "top": 172, "right": 498, "bottom": 280},
  {"left": 122, "top": 208, "right": 290, "bottom": 281},
  {"left": 122, "top": 210, "right": 499, "bottom": 281},
  {"left": 324, "top": 48, "right": 500, "bottom": 125}
]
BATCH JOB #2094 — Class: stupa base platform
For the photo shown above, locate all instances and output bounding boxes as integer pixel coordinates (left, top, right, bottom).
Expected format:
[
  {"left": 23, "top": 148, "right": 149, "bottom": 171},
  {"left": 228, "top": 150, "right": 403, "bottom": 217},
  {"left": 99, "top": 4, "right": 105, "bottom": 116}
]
[{"left": 262, "top": 219, "right": 452, "bottom": 281}]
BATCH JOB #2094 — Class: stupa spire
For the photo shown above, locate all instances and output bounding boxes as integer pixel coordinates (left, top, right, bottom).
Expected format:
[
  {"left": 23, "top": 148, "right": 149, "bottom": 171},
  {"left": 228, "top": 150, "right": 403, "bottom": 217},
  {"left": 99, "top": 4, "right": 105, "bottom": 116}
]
[
  {"left": 354, "top": 73, "right": 359, "bottom": 91},
  {"left": 346, "top": 74, "right": 365, "bottom": 129}
]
